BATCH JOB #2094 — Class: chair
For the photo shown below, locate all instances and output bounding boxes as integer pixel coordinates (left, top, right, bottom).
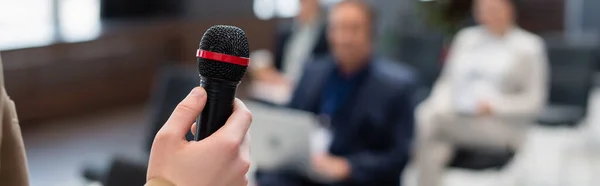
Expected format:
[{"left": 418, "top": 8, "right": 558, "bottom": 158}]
[
  {"left": 537, "top": 44, "right": 597, "bottom": 126},
  {"left": 82, "top": 65, "right": 198, "bottom": 186},
  {"left": 448, "top": 147, "right": 514, "bottom": 170}
]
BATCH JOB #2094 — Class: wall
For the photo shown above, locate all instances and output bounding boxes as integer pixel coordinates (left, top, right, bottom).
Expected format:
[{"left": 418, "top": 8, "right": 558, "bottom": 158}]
[
  {"left": 2, "top": 18, "right": 276, "bottom": 126},
  {"left": 581, "top": 0, "right": 600, "bottom": 32},
  {"left": 2, "top": 21, "right": 177, "bottom": 125},
  {"left": 516, "top": 0, "right": 565, "bottom": 33},
  {"left": 183, "top": 0, "right": 255, "bottom": 20}
]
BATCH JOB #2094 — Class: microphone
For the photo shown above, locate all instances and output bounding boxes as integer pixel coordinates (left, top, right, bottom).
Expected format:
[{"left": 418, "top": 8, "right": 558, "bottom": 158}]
[{"left": 194, "top": 25, "right": 250, "bottom": 141}]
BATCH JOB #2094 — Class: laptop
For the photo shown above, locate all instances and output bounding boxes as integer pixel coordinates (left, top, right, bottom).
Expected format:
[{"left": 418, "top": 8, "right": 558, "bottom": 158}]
[{"left": 245, "top": 100, "right": 333, "bottom": 182}]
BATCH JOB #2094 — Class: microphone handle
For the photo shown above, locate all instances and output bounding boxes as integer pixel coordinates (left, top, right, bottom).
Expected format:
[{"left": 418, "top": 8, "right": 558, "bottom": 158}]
[{"left": 194, "top": 76, "right": 239, "bottom": 141}]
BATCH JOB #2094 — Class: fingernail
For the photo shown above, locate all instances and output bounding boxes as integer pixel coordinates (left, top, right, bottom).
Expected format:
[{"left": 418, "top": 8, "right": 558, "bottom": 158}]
[{"left": 190, "top": 87, "right": 205, "bottom": 97}]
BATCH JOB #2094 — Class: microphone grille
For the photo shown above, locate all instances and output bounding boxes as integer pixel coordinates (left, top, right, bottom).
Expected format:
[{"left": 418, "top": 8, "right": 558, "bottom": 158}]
[{"left": 198, "top": 25, "right": 250, "bottom": 82}]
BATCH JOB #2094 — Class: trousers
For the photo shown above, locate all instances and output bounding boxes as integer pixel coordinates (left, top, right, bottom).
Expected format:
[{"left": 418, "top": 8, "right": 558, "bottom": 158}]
[{"left": 415, "top": 101, "right": 529, "bottom": 186}]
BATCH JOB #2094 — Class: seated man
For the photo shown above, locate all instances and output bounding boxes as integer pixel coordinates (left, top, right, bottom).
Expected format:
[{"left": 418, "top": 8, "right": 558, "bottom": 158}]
[
  {"left": 257, "top": 1, "right": 419, "bottom": 186},
  {"left": 415, "top": 0, "right": 549, "bottom": 186}
]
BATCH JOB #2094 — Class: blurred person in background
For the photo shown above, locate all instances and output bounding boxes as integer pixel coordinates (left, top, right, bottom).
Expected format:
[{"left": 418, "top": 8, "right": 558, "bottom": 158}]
[
  {"left": 257, "top": 0, "right": 418, "bottom": 186},
  {"left": 0, "top": 56, "right": 29, "bottom": 186},
  {"left": 0, "top": 55, "right": 253, "bottom": 186},
  {"left": 415, "top": 0, "right": 548, "bottom": 186},
  {"left": 249, "top": 0, "right": 329, "bottom": 104}
]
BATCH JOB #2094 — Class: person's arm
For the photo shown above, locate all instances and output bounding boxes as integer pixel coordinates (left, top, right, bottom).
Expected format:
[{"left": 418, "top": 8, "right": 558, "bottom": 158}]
[
  {"left": 287, "top": 59, "right": 318, "bottom": 110},
  {"left": 273, "top": 22, "right": 291, "bottom": 71},
  {"left": 489, "top": 38, "right": 549, "bottom": 118},
  {"left": 345, "top": 81, "right": 417, "bottom": 184},
  {"left": 427, "top": 28, "right": 471, "bottom": 104}
]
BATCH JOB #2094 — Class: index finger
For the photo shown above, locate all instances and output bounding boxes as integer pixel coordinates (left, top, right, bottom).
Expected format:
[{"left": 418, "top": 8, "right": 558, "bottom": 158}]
[
  {"left": 159, "top": 87, "right": 207, "bottom": 141},
  {"left": 212, "top": 98, "right": 252, "bottom": 144}
]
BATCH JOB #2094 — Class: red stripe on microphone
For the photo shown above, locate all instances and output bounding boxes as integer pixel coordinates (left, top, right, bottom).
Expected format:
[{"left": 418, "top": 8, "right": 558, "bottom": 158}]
[{"left": 196, "top": 49, "right": 249, "bottom": 66}]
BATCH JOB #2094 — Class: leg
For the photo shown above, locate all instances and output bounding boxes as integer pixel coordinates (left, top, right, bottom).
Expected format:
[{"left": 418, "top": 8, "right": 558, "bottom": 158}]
[
  {"left": 416, "top": 140, "right": 454, "bottom": 186},
  {"left": 415, "top": 104, "right": 457, "bottom": 186},
  {"left": 439, "top": 117, "right": 525, "bottom": 150}
]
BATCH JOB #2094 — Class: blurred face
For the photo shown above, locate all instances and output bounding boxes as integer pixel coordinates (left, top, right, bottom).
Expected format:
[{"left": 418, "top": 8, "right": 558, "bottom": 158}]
[
  {"left": 475, "top": 0, "right": 514, "bottom": 34},
  {"left": 299, "top": 0, "right": 320, "bottom": 20},
  {"left": 327, "top": 3, "right": 372, "bottom": 72},
  {"left": 300, "top": 0, "right": 319, "bottom": 11}
]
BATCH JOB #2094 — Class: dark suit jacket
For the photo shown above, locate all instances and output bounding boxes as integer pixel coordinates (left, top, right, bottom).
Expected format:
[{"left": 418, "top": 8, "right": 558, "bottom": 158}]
[
  {"left": 273, "top": 19, "right": 329, "bottom": 71},
  {"left": 289, "top": 56, "right": 419, "bottom": 186}
]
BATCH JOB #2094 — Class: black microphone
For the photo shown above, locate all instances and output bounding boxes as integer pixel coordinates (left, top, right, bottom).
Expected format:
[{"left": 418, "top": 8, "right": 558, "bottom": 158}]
[{"left": 194, "top": 25, "right": 250, "bottom": 141}]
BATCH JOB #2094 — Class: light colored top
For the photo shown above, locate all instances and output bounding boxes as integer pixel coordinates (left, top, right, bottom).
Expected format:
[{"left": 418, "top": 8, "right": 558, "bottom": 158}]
[
  {"left": 428, "top": 26, "right": 549, "bottom": 119},
  {"left": 281, "top": 19, "right": 322, "bottom": 84},
  {"left": 453, "top": 28, "right": 520, "bottom": 114}
]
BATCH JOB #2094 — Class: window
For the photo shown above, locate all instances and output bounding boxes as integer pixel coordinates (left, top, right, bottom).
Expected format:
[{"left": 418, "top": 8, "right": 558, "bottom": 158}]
[
  {"left": 0, "top": 0, "right": 101, "bottom": 50},
  {"left": 253, "top": 0, "right": 300, "bottom": 20},
  {"left": 58, "top": 0, "right": 101, "bottom": 42},
  {"left": 0, "top": 0, "right": 55, "bottom": 49}
]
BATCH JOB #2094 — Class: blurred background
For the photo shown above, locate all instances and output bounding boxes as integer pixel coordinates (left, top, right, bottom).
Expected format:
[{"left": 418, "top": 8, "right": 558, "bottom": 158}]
[{"left": 2, "top": 0, "right": 600, "bottom": 186}]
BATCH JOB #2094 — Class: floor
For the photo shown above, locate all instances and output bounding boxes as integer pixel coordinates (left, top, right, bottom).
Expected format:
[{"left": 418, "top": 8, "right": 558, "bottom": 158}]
[{"left": 23, "top": 88, "right": 600, "bottom": 186}]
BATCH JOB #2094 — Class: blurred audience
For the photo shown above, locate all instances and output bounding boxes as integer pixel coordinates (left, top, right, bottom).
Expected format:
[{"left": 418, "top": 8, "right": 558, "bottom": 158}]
[
  {"left": 249, "top": 0, "right": 329, "bottom": 104},
  {"left": 257, "top": 1, "right": 418, "bottom": 186},
  {"left": 415, "top": 0, "right": 549, "bottom": 186}
]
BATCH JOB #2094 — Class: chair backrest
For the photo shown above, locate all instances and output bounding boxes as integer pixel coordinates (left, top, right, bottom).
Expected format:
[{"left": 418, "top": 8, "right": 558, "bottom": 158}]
[
  {"left": 146, "top": 65, "right": 198, "bottom": 151},
  {"left": 397, "top": 34, "right": 445, "bottom": 88},
  {"left": 546, "top": 44, "right": 597, "bottom": 113}
]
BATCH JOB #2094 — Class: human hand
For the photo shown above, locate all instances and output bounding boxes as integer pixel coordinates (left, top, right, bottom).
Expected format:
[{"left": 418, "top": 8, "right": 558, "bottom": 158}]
[
  {"left": 477, "top": 101, "right": 492, "bottom": 117},
  {"left": 312, "top": 153, "right": 351, "bottom": 181},
  {"left": 147, "top": 87, "right": 252, "bottom": 186}
]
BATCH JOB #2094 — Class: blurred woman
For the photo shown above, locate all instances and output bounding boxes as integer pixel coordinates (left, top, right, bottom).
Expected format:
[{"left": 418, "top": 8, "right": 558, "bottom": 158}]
[{"left": 415, "top": 0, "right": 549, "bottom": 185}]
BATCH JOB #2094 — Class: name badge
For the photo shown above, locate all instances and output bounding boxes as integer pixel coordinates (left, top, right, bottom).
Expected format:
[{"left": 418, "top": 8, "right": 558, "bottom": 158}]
[{"left": 311, "top": 115, "right": 333, "bottom": 155}]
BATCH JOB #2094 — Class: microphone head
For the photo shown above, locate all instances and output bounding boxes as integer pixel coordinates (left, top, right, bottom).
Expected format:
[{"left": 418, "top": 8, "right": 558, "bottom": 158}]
[{"left": 197, "top": 25, "right": 250, "bottom": 82}]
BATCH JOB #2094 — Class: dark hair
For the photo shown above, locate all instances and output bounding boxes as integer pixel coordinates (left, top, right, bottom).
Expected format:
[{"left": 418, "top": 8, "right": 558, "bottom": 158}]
[{"left": 332, "top": 0, "right": 377, "bottom": 34}]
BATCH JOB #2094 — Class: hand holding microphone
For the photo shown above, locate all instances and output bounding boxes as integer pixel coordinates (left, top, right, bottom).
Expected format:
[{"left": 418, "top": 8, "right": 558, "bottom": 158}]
[
  {"left": 146, "top": 25, "right": 253, "bottom": 186},
  {"left": 147, "top": 87, "right": 252, "bottom": 186}
]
